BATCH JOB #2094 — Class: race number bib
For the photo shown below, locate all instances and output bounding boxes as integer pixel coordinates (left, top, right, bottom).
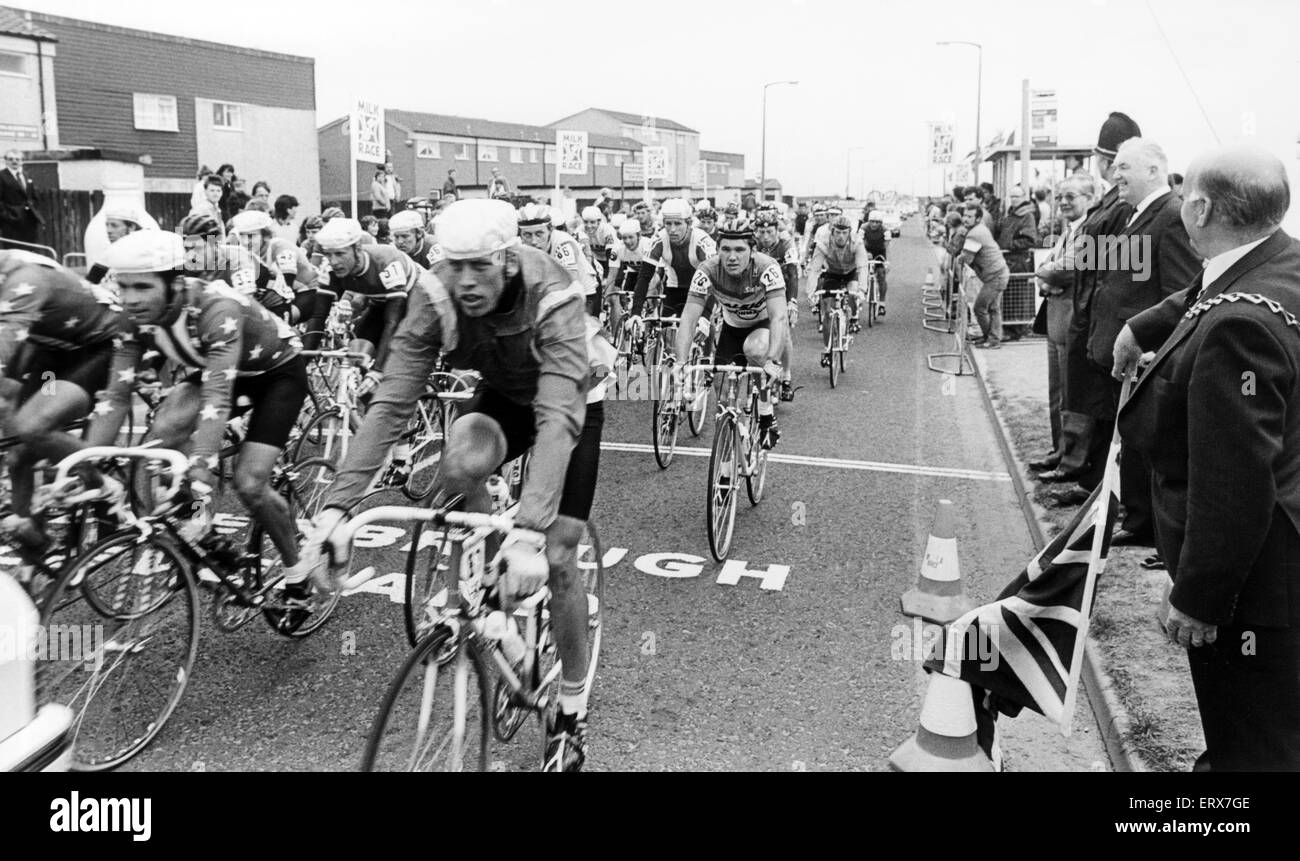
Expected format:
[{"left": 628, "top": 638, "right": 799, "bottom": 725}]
[
  {"left": 229, "top": 268, "right": 257, "bottom": 295},
  {"left": 378, "top": 261, "right": 407, "bottom": 291},
  {"left": 553, "top": 241, "right": 577, "bottom": 267},
  {"left": 699, "top": 236, "right": 717, "bottom": 258},
  {"left": 275, "top": 249, "right": 298, "bottom": 275},
  {"left": 688, "top": 268, "right": 712, "bottom": 298},
  {"left": 759, "top": 263, "right": 784, "bottom": 292}
]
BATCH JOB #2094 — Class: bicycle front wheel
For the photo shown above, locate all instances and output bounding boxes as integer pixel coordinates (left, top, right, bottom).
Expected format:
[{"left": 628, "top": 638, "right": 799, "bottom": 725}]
[
  {"left": 745, "top": 413, "right": 769, "bottom": 506},
  {"left": 401, "top": 391, "right": 448, "bottom": 502},
  {"left": 828, "top": 314, "right": 842, "bottom": 388},
  {"left": 292, "top": 407, "right": 356, "bottom": 464},
  {"left": 651, "top": 366, "right": 679, "bottom": 469},
  {"left": 706, "top": 415, "right": 740, "bottom": 562},
  {"left": 686, "top": 346, "right": 708, "bottom": 437},
  {"left": 360, "top": 626, "right": 491, "bottom": 772},
  {"left": 37, "top": 530, "right": 199, "bottom": 771}
]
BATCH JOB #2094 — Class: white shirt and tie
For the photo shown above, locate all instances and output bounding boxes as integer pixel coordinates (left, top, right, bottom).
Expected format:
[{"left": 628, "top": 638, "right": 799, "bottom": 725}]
[{"left": 1125, "top": 187, "right": 1167, "bottom": 228}]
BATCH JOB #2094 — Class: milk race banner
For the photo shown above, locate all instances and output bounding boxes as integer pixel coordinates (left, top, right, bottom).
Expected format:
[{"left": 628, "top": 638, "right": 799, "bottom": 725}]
[
  {"left": 557, "top": 130, "right": 589, "bottom": 175},
  {"left": 930, "top": 122, "right": 954, "bottom": 165},
  {"left": 351, "top": 99, "right": 385, "bottom": 163}
]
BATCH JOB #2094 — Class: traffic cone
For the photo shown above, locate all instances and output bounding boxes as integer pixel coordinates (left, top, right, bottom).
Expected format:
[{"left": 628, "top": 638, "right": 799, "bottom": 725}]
[
  {"left": 922, "top": 272, "right": 937, "bottom": 293},
  {"left": 889, "top": 672, "right": 995, "bottom": 772},
  {"left": 901, "top": 499, "right": 971, "bottom": 623}
]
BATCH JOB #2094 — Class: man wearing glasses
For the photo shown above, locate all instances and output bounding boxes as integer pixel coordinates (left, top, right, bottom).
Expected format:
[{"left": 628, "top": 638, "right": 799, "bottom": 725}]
[{"left": 0, "top": 150, "right": 44, "bottom": 248}]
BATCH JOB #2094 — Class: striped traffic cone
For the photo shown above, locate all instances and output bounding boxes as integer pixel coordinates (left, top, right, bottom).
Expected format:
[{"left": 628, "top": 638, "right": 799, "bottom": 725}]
[
  {"left": 889, "top": 672, "right": 995, "bottom": 772},
  {"left": 901, "top": 499, "right": 972, "bottom": 624}
]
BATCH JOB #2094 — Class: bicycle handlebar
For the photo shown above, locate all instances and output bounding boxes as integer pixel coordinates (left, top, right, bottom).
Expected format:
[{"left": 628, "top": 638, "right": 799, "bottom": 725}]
[
  {"left": 681, "top": 364, "right": 767, "bottom": 377},
  {"left": 299, "top": 350, "right": 374, "bottom": 365}
]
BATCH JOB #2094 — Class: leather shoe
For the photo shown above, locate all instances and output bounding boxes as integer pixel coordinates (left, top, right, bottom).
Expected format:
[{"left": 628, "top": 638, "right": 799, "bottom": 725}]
[
  {"left": 1035, "top": 468, "right": 1082, "bottom": 483},
  {"left": 1028, "top": 454, "right": 1060, "bottom": 471},
  {"left": 1044, "top": 485, "right": 1090, "bottom": 507},
  {"left": 1111, "top": 528, "right": 1155, "bottom": 547}
]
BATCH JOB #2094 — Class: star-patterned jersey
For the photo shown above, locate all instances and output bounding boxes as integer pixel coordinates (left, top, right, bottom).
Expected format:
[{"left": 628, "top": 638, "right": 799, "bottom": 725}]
[
  {"left": 755, "top": 237, "right": 801, "bottom": 302},
  {"left": 687, "top": 252, "right": 785, "bottom": 329},
  {"left": 90, "top": 277, "right": 301, "bottom": 466},
  {"left": 0, "top": 251, "right": 124, "bottom": 371}
]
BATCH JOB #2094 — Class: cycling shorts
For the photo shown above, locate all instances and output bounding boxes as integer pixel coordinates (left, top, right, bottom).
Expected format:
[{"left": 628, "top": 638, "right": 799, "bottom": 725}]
[
  {"left": 183, "top": 356, "right": 308, "bottom": 451},
  {"left": 714, "top": 320, "right": 770, "bottom": 367},
  {"left": 462, "top": 385, "right": 603, "bottom": 521},
  {"left": 817, "top": 271, "right": 858, "bottom": 292},
  {"left": 12, "top": 343, "right": 112, "bottom": 404}
]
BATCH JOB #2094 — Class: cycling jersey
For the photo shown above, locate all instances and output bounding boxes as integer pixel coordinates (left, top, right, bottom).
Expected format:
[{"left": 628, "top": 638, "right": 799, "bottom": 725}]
[
  {"left": 687, "top": 252, "right": 785, "bottom": 329},
  {"left": 607, "top": 237, "right": 649, "bottom": 294},
  {"left": 631, "top": 227, "right": 716, "bottom": 315},
  {"left": 0, "top": 252, "right": 123, "bottom": 370},
  {"left": 407, "top": 237, "right": 445, "bottom": 270},
  {"left": 307, "top": 244, "right": 422, "bottom": 367},
  {"left": 89, "top": 278, "right": 302, "bottom": 467},
  {"left": 582, "top": 223, "right": 617, "bottom": 267},
  {"left": 324, "top": 244, "right": 590, "bottom": 532},
  {"left": 807, "top": 231, "right": 870, "bottom": 285},
  {"left": 755, "top": 237, "right": 801, "bottom": 302}
]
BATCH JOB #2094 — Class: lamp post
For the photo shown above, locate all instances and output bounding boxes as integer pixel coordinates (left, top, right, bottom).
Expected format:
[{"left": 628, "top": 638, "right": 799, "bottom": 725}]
[
  {"left": 760, "top": 80, "right": 798, "bottom": 203},
  {"left": 936, "top": 41, "right": 982, "bottom": 182},
  {"left": 845, "top": 145, "right": 866, "bottom": 200}
]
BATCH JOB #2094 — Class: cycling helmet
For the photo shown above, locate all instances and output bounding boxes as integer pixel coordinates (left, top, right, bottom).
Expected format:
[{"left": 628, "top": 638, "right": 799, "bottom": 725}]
[
  {"left": 388, "top": 210, "right": 426, "bottom": 233},
  {"left": 581, "top": 206, "right": 603, "bottom": 222},
  {"left": 723, "top": 202, "right": 740, "bottom": 216},
  {"left": 755, "top": 201, "right": 778, "bottom": 214},
  {"left": 867, "top": 209, "right": 885, "bottom": 222},
  {"left": 827, "top": 206, "right": 843, "bottom": 218},
  {"left": 660, "top": 198, "right": 693, "bottom": 221},
  {"left": 717, "top": 215, "right": 755, "bottom": 241},
  {"left": 830, "top": 214, "right": 853, "bottom": 231},
  {"left": 229, "top": 210, "right": 274, "bottom": 234},
  {"left": 517, "top": 203, "right": 551, "bottom": 227},
  {"left": 315, "top": 217, "right": 366, "bottom": 250},
  {"left": 436, "top": 200, "right": 521, "bottom": 259},
  {"left": 811, "top": 203, "right": 828, "bottom": 216},
  {"left": 320, "top": 206, "right": 346, "bottom": 222},
  {"left": 610, "top": 213, "right": 627, "bottom": 230},
  {"left": 753, "top": 210, "right": 781, "bottom": 230},
  {"left": 180, "top": 212, "right": 222, "bottom": 237},
  {"left": 551, "top": 209, "right": 569, "bottom": 229},
  {"left": 302, "top": 215, "right": 324, "bottom": 233},
  {"left": 101, "top": 230, "right": 187, "bottom": 274},
  {"left": 617, "top": 219, "right": 641, "bottom": 238},
  {"left": 695, "top": 205, "right": 717, "bottom": 222}
]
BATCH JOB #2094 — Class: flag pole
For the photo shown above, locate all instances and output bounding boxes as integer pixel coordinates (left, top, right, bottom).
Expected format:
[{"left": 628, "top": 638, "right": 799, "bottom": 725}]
[{"left": 1059, "top": 370, "right": 1133, "bottom": 735}]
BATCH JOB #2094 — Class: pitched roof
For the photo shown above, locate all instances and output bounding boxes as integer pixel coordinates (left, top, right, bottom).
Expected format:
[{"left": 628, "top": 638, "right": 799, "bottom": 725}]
[
  {"left": 560, "top": 108, "right": 698, "bottom": 134},
  {"left": 0, "top": 6, "right": 57, "bottom": 40},
  {"left": 701, "top": 150, "right": 744, "bottom": 166},
  {"left": 377, "top": 109, "right": 641, "bottom": 151}
]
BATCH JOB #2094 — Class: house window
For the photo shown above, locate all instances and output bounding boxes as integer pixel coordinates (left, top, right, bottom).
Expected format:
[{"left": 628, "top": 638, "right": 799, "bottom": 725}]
[
  {"left": 133, "top": 93, "right": 179, "bottom": 132},
  {"left": 544, "top": 147, "right": 556, "bottom": 164},
  {"left": 0, "top": 51, "right": 27, "bottom": 77},
  {"left": 529, "top": 148, "right": 539, "bottom": 163},
  {"left": 454, "top": 142, "right": 471, "bottom": 160},
  {"left": 594, "top": 152, "right": 609, "bottom": 166},
  {"left": 510, "top": 147, "right": 523, "bottom": 163},
  {"left": 212, "top": 102, "right": 242, "bottom": 130},
  {"left": 416, "top": 140, "right": 440, "bottom": 159},
  {"left": 478, "top": 145, "right": 498, "bottom": 162}
]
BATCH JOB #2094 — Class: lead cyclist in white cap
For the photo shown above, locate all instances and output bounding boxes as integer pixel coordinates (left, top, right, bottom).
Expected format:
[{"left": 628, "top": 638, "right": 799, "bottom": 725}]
[{"left": 303, "top": 199, "right": 607, "bottom": 771}]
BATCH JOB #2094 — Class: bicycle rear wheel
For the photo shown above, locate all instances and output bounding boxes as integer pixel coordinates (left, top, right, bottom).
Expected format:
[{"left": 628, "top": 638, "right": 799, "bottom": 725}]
[
  {"left": 867, "top": 278, "right": 878, "bottom": 328},
  {"left": 404, "top": 519, "right": 451, "bottom": 647},
  {"left": 401, "top": 391, "right": 448, "bottom": 502},
  {"left": 37, "top": 530, "right": 199, "bottom": 771},
  {"left": 706, "top": 415, "right": 740, "bottom": 562},
  {"left": 579, "top": 519, "right": 606, "bottom": 690},
  {"left": 828, "top": 314, "right": 841, "bottom": 388},
  {"left": 292, "top": 407, "right": 356, "bottom": 464},
  {"left": 686, "top": 345, "right": 708, "bottom": 437},
  {"left": 360, "top": 625, "right": 491, "bottom": 772},
  {"left": 745, "top": 411, "right": 769, "bottom": 505}
]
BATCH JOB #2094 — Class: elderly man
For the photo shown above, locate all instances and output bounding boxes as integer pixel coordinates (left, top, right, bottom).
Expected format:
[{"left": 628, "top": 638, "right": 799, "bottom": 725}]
[
  {"left": 1115, "top": 144, "right": 1300, "bottom": 771},
  {"left": 0, "top": 150, "right": 42, "bottom": 246},
  {"left": 1028, "top": 175, "right": 1096, "bottom": 471},
  {"left": 1087, "top": 138, "right": 1199, "bottom": 542},
  {"left": 1040, "top": 113, "right": 1140, "bottom": 507}
]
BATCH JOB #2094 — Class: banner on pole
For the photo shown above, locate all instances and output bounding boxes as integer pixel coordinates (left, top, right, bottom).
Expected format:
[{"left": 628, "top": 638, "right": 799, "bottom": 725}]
[
  {"left": 930, "top": 122, "right": 954, "bottom": 165},
  {"left": 621, "top": 162, "right": 645, "bottom": 183},
  {"left": 556, "top": 129, "right": 589, "bottom": 175},
  {"left": 1031, "top": 89, "right": 1058, "bottom": 146},
  {"left": 643, "top": 146, "right": 668, "bottom": 181},
  {"left": 350, "top": 99, "right": 385, "bottom": 163}
]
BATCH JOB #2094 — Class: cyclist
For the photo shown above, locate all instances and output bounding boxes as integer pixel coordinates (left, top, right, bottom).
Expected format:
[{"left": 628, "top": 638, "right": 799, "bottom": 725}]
[
  {"left": 580, "top": 206, "right": 617, "bottom": 283},
  {"left": 303, "top": 199, "right": 605, "bottom": 771},
  {"left": 629, "top": 197, "right": 717, "bottom": 320},
  {"left": 517, "top": 203, "right": 599, "bottom": 315},
  {"left": 753, "top": 210, "right": 800, "bottom": 402},
  {"left": 801, "top": 203, "right": 830, "bottom": 266},
  {"left": 631, "top": 200, "right": 656, "bottom": 238},
  {"left": 303, "top": 218, "right": 423, "bottom": 380},
  {"left": 860, "top": 208, "right": 890, "bottom": 317},
  {"left": 604, "top": 218, "right": 648, "bottom": 336},
  {"left": 695, "top": 201, "right": 719, "bottom": 245},
  {"left": 87, "top": 203, "right": 151, "bottom": 285},
  {"left": 81, "top": 231, "right": 316, "bottom": 630},
  {"left": 389, "top": 209, "right": 444, "bottom": 270},
  {"left": 228, "top": 210, "right": 318, "bottom": 326},
  {"left": 0, "top": 251, "right": 126, "bottom": 553},
  {"left": 806, "top": 214, "right": 870, "bottom": 364},
  {"left": 674, "top": 216, "right": 786, "bottom": 449}
]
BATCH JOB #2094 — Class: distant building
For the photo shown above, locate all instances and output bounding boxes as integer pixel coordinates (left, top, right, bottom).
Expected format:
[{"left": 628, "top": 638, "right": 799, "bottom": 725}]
[
  {"left": 744, "top": 178, "right": 784, "bottom": 204},
  {"left": 7, "top": 5, "right": 320, "bottom": 207},
  {"left": 548, "top": 108, "right": 701, "bottom": 189}
]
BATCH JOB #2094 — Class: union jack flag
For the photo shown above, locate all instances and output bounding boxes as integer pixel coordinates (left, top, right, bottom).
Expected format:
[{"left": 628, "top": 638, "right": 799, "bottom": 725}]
[{"left": 926, "top": 436, "right": 1121, "bottom": 731}]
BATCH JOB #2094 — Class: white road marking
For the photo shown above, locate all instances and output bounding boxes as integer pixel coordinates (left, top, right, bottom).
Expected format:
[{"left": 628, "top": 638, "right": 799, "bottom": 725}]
[{"left": 598, "top": 442, "right": 1011, "bottom": 482}]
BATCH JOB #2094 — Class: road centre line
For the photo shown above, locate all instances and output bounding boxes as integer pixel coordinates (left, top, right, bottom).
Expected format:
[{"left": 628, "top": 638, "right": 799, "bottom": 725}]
[{"left": 598, "top": 442, "right": 1011, "bottom": 482}]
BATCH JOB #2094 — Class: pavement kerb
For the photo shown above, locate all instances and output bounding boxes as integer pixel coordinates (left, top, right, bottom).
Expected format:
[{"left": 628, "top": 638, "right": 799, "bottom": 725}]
[{"left": 963, "top": 340, "right": 1149, "bottom": 773}]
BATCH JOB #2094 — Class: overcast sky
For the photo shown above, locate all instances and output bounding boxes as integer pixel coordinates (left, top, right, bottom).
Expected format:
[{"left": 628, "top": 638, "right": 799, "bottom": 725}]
[{"left": 22, "top": 0, "right": 1300, "bottom": 204}]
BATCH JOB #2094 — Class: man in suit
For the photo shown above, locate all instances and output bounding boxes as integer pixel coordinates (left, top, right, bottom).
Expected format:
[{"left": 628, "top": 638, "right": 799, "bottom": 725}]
[
  {"left": 0, "top": 150, "right": 43, "bottom": 246},
  {"left": 1088, "top": 138, "right": 1199, "bottom": 544},
  {"left": 1116, "top": 144, "right": 1300, "bottom": 771},
  {"left": 1039, "top": 113, "right": 1138, "bottom": 505}
]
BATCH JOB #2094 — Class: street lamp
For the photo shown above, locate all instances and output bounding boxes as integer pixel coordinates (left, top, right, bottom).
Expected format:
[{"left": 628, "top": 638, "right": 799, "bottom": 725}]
[
  {"left": 760, "top": 80, "right": 798, "bottom": 202},
  {"left": 936, "top": 41, "right": 982, "bottom": 182},
  {"left": 845, "top": 146, "right": 866, "bottom": 200}
]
